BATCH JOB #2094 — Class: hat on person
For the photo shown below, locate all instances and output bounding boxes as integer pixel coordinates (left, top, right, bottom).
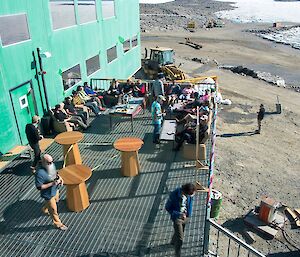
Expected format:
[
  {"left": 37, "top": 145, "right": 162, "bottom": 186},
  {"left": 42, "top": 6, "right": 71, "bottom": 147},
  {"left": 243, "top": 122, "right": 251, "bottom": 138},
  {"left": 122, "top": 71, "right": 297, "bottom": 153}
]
[
  {"left": 158, "top": 95, "right": 166, "bottom": 101},
  {"left": 32, "top": 115, "right": 40, "bottom": 123},
  {"left": 200, "top": 115, "right": 208, "bottom": 122}
]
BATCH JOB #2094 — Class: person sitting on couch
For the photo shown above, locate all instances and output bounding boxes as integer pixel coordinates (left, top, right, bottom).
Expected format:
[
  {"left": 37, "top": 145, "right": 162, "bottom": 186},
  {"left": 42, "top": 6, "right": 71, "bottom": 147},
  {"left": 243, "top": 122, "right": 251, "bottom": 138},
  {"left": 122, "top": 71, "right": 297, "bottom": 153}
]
[
  {"left": 72, "top": 91, "right": 101, "bottom": 116},
  {"left": 54, "top": 103, "right": 87, "bottom": 130},
  {"left": 77, "top": 85, "right": 105, "bottom": 111},
  {"left": 105, "top": 79, "right": 122, "bottom": 106},
  {"left": 133, "top": 79, "right": 146, "bottom": 97},
  {"left": 174, "top": 115, "right": 208, "bottom": 151},
  {"left": 120, "top": 79, "right": 134, "bottom": 95},
  {"left": 64, "top": 97, "right": 89, "bottom": 126},
  {"left": 83, "top": 82, "right": 105, "bottom": 107}
]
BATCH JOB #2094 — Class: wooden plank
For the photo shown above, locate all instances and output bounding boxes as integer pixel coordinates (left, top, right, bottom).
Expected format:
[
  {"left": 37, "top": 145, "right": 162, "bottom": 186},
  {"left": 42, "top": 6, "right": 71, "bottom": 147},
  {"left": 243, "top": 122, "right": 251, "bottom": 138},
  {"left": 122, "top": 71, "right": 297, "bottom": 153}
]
[
  {"left": 195, "top": 181, "right": 209, "bottom": 192},
  {"left": 2, "top": 145, "right": 29, "bottom": 158},
  {"left": 0, "top": 161, "right": 10, "bottom": 170},
  {"left": 285, "top": 207, "right": 300, "bottom": 227},
  {"left": 0, "top": 145, "right": 29, "bottom": 172},
  {"left": 294, "top": 208, "right": 300, "bottom": 218}
]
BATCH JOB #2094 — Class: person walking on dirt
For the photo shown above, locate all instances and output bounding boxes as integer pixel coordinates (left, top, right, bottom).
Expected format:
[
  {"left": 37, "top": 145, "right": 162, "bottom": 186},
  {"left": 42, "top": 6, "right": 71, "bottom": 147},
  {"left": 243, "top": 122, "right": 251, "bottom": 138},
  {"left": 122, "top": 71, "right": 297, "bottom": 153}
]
[{"left": 256, "top": 104, "right": 265, "bottom": 134}]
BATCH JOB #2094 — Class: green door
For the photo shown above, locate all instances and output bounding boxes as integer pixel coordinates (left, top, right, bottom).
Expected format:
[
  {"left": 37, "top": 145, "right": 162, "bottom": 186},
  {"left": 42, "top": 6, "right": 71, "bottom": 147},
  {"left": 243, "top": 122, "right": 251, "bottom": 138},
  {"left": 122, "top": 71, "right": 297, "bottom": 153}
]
[{"left": 10, "top": 81, "right": 37, "bottom": 145}]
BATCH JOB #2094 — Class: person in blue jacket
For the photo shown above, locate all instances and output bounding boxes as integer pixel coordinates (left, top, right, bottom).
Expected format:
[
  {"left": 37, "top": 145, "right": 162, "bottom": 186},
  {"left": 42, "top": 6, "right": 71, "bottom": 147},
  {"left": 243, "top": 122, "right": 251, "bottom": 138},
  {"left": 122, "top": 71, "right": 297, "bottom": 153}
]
[{"left": 165, "top": 183, "right": 196, "bottom": 257}]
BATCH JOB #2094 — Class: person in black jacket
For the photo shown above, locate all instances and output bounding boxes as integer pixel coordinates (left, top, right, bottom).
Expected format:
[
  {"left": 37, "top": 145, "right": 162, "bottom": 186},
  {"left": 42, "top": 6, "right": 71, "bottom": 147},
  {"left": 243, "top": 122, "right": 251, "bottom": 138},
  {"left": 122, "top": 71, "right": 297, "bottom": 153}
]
[
  {"left": 25, "top": 115, "right": 43, "bottom": 170},
  {"left": 54, "top": 103, "right": 87, "bottom": 130},
  {"left": 256, "top": 104, "right": 265, "bottom": 134}
]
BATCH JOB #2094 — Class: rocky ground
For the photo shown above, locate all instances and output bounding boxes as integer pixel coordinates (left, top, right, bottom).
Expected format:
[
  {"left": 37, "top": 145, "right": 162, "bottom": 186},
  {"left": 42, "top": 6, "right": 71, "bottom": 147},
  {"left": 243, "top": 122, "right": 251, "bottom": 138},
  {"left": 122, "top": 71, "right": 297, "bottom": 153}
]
[
  {"left": 140, "top": 1, "right": 300, "bottom": 256},
  {"left": 140, "top": 0, "right": 233, "bottom": 32}
]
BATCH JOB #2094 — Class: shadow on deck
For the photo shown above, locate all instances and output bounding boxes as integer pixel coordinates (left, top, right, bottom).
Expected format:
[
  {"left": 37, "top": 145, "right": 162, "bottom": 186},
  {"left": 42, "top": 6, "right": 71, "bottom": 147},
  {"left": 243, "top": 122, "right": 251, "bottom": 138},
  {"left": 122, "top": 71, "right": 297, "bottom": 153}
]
[{"left": 0, "top": 110, "right": 209, "bottom": 257}]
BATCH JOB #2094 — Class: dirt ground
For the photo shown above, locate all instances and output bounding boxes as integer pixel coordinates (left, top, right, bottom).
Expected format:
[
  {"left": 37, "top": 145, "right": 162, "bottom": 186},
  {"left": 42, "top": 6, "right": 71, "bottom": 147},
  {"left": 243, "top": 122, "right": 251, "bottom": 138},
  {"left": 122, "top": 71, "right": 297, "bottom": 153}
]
[{"left": 141, "top": 23, "right": 300, "bottom": 256}]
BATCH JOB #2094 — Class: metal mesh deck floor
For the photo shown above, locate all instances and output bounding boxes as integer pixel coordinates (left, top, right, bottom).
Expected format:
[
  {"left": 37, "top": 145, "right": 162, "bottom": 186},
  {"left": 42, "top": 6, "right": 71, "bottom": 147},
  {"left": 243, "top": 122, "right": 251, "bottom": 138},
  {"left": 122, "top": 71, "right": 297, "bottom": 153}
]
[{"left": 0, "top": 111, "right": 209, "bottom": 257}]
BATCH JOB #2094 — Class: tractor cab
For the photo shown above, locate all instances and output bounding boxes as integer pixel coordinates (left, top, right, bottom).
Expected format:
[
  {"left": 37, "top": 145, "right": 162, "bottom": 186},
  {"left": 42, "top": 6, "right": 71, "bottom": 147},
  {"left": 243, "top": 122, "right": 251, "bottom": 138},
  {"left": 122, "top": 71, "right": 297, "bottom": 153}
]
[
  {"left": 149, "top": 47, "right": 175, "bottom": 66},
  {"left": 142, "top": 46, "right": 186, "bottom": 80}
]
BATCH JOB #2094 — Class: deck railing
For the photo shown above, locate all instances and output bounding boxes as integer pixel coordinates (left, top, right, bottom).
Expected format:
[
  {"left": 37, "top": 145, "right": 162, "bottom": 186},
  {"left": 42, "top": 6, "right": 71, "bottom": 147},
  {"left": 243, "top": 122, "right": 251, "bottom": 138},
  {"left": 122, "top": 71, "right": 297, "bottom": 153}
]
[
  {"left": 202, "top": 94, "right": 264, "bottom": 257},
  {"left": 90, "top": 78, "right": 114, "bottom": 91},
  {"left": 207, "top": 219, "right": 266, "bottom": 257}
]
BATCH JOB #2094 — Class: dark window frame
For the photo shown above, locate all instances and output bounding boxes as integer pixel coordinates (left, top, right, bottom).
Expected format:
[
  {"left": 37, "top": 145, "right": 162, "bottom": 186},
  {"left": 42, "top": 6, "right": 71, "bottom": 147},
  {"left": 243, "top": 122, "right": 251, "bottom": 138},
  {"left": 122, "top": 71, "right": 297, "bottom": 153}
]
[
  {"left": 78, "top": 0, "right": 97, "bottom": 24},
  {"left": 49, "top": 0, "right": 76, "bottom": 31},
  {"left": 0, "top": 13, "right": 31, "bottom": 47},
  {"left": 86, "top": 55, "right": 101, "bottom": 76},
  {"left": 123, "top": 39, "right": 131, "bottom": 53},
  {"left": 62, "top": 64, "right": 82, "bottom": 91},
  {"left": 101, "top": 0, "right": 116, "bottom": 20},
  {"left": 131, "top": 35, "right": 138, "bottom": 48},
  {"left": 107, "top": 45, "right": 117, "bottom": 63}
]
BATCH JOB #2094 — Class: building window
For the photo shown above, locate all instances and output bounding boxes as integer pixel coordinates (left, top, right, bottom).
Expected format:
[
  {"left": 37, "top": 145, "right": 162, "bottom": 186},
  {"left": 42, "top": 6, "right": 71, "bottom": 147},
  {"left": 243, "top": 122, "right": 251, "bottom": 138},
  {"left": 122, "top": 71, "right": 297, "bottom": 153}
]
[
  {"left": 102, "top": 0, "right": 115, "bottom": 19},
  {"left": 78, "top": 0, "right": 97, "bottom": 24},
  {"left": 50, "top": 0, "right": 76, "bottom": 30},
  {"left": 86, "top": 55, "right": 100, "bottom": 76},
  {"left": 107, "top": 46, "right": 117, "bottom": 63},
  {"left": 123, "top": 39, "right": 131, "bottom": 53},
  {"left": 62, "top": 64, "right": 81, "bottom": 91},
  {"left": 0, "top": 14, "right": 30, "bottom": 46},
  {"left": 131, "top": 36, "right": 138, "bottom": 48}
]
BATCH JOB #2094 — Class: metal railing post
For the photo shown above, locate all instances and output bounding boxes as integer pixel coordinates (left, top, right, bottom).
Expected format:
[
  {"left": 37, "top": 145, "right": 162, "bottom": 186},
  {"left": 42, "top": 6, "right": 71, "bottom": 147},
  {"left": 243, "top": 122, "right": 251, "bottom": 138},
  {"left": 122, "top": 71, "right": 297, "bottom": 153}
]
[{"left": 208, "top": 219, "right": 266, "bottom": 257}]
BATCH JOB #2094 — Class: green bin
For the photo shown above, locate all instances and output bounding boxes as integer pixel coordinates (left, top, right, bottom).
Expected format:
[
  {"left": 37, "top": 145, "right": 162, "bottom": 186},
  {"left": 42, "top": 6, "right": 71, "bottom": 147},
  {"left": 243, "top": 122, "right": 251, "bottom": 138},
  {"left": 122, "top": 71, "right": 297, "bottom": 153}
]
[{"left": 210, "top": 190, "right": 222, "bottom": 219}]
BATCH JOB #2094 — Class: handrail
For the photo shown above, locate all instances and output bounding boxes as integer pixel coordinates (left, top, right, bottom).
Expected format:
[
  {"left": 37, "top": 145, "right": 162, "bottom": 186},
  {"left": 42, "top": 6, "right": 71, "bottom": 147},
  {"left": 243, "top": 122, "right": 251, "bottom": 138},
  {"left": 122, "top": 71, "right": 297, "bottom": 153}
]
[{"left": 208, "top": 219, "right": 266, "bottom": 257}]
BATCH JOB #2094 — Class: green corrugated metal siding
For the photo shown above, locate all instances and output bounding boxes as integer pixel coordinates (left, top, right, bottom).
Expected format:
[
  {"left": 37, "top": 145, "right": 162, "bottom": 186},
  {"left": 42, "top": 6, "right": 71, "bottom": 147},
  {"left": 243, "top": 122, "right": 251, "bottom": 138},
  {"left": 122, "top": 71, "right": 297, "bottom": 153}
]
[{"left": 0, "top": 0, "right": 141, "bottom": 154}]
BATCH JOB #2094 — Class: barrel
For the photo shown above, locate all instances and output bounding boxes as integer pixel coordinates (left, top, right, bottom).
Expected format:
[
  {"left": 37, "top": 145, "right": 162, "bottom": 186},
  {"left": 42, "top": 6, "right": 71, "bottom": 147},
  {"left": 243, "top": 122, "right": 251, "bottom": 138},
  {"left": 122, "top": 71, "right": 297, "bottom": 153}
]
[{"left": 210, "top": 190, "right": 222, "bottom": 219}]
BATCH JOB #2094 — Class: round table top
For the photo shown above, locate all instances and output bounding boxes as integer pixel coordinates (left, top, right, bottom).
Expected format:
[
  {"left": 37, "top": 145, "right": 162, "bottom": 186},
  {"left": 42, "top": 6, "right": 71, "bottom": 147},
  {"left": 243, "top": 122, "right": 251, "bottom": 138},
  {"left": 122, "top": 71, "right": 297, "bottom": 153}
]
[
  {"left": 59, "top": 164, "right": 92, "bottom": 185},
  {"left": 55, "top": 131, "right": 83, "bottom": 145},
  {"left": 113, "top": 137, "right": 144, "bottom": 152}
]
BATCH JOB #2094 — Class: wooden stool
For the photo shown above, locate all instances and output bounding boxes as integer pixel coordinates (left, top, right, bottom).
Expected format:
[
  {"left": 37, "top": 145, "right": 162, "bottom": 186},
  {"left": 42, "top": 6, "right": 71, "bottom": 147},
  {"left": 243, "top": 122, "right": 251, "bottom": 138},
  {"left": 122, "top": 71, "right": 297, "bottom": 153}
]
[
  {"left": 59, "top": 164, "right": 92, "bottom": 212},
  {"left": 55, "top": 131, "right": 84, "bottom": 166},
  {"left": 113, "top": 137, "right": 144, "bottom": 177}
]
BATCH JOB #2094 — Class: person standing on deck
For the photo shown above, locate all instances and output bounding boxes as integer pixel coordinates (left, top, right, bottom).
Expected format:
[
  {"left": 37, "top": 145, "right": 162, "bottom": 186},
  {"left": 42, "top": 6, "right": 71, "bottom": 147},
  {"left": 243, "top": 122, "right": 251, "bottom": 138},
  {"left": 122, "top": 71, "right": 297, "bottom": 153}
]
[
  {"left": 256, "top": 104, "right": 265, "bottom": 134},
  {"left": 25, "top": 115, "right": 43, "bottom": 172},
  {"left": 35, "top": 154, "right": 68, "bottom": 231},
  {"left": 165, "top": 183, "right": 196, "bottom": 257},
  {"left": 152, "top": 73, "right": 165, "bottom": 97},
  {"left": 151, "top": 95, "right": 164, "bottom": 144}
]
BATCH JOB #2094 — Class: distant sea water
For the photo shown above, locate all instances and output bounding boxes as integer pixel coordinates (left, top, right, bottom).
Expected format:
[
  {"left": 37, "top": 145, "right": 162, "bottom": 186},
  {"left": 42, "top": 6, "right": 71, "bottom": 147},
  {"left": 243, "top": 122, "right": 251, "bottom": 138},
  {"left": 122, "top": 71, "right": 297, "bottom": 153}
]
[
  {"left": 215, "top": 0, "right": 300, "bottom": 23},
  {"left": 215, "top": 0, "right": 300, "bottom": 50}
]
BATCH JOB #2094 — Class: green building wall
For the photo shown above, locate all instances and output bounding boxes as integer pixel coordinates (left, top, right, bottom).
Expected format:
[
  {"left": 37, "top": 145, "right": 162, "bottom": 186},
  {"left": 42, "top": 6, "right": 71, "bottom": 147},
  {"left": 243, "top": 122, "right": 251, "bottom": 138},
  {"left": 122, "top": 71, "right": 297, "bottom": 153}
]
[{"left": 0, "top": 0, "right": 141, "bottom": 154}]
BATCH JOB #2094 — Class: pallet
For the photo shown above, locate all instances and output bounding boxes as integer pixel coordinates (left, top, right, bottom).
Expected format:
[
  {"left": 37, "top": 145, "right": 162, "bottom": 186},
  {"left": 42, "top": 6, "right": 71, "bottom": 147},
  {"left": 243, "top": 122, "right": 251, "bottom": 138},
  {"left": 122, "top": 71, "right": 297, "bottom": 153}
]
[
  {"left": 0, "top": 138, "right": 54, "bottom": 172},
  {"left": 0, "top": 145, "right": 29, "bottom": 172},
  {"left": 244, "top": 210, "right": 285, "bottom": 239}
]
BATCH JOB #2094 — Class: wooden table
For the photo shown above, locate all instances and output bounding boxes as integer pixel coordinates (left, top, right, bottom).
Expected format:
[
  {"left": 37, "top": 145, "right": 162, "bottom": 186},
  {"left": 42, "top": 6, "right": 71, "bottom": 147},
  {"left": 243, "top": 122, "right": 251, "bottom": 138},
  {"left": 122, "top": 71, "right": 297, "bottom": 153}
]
[
  {"left": 113, "top": 137, "right": 144, "bottom": 177},
  {"left": 55, "top": 131, "right": 83, "bottom": 166},
  {"left": 109, "top": 104, "right": 142, "bottom": 132},
  {"left": 59, "top": 164, "right": 92, "bottom": 212}
]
